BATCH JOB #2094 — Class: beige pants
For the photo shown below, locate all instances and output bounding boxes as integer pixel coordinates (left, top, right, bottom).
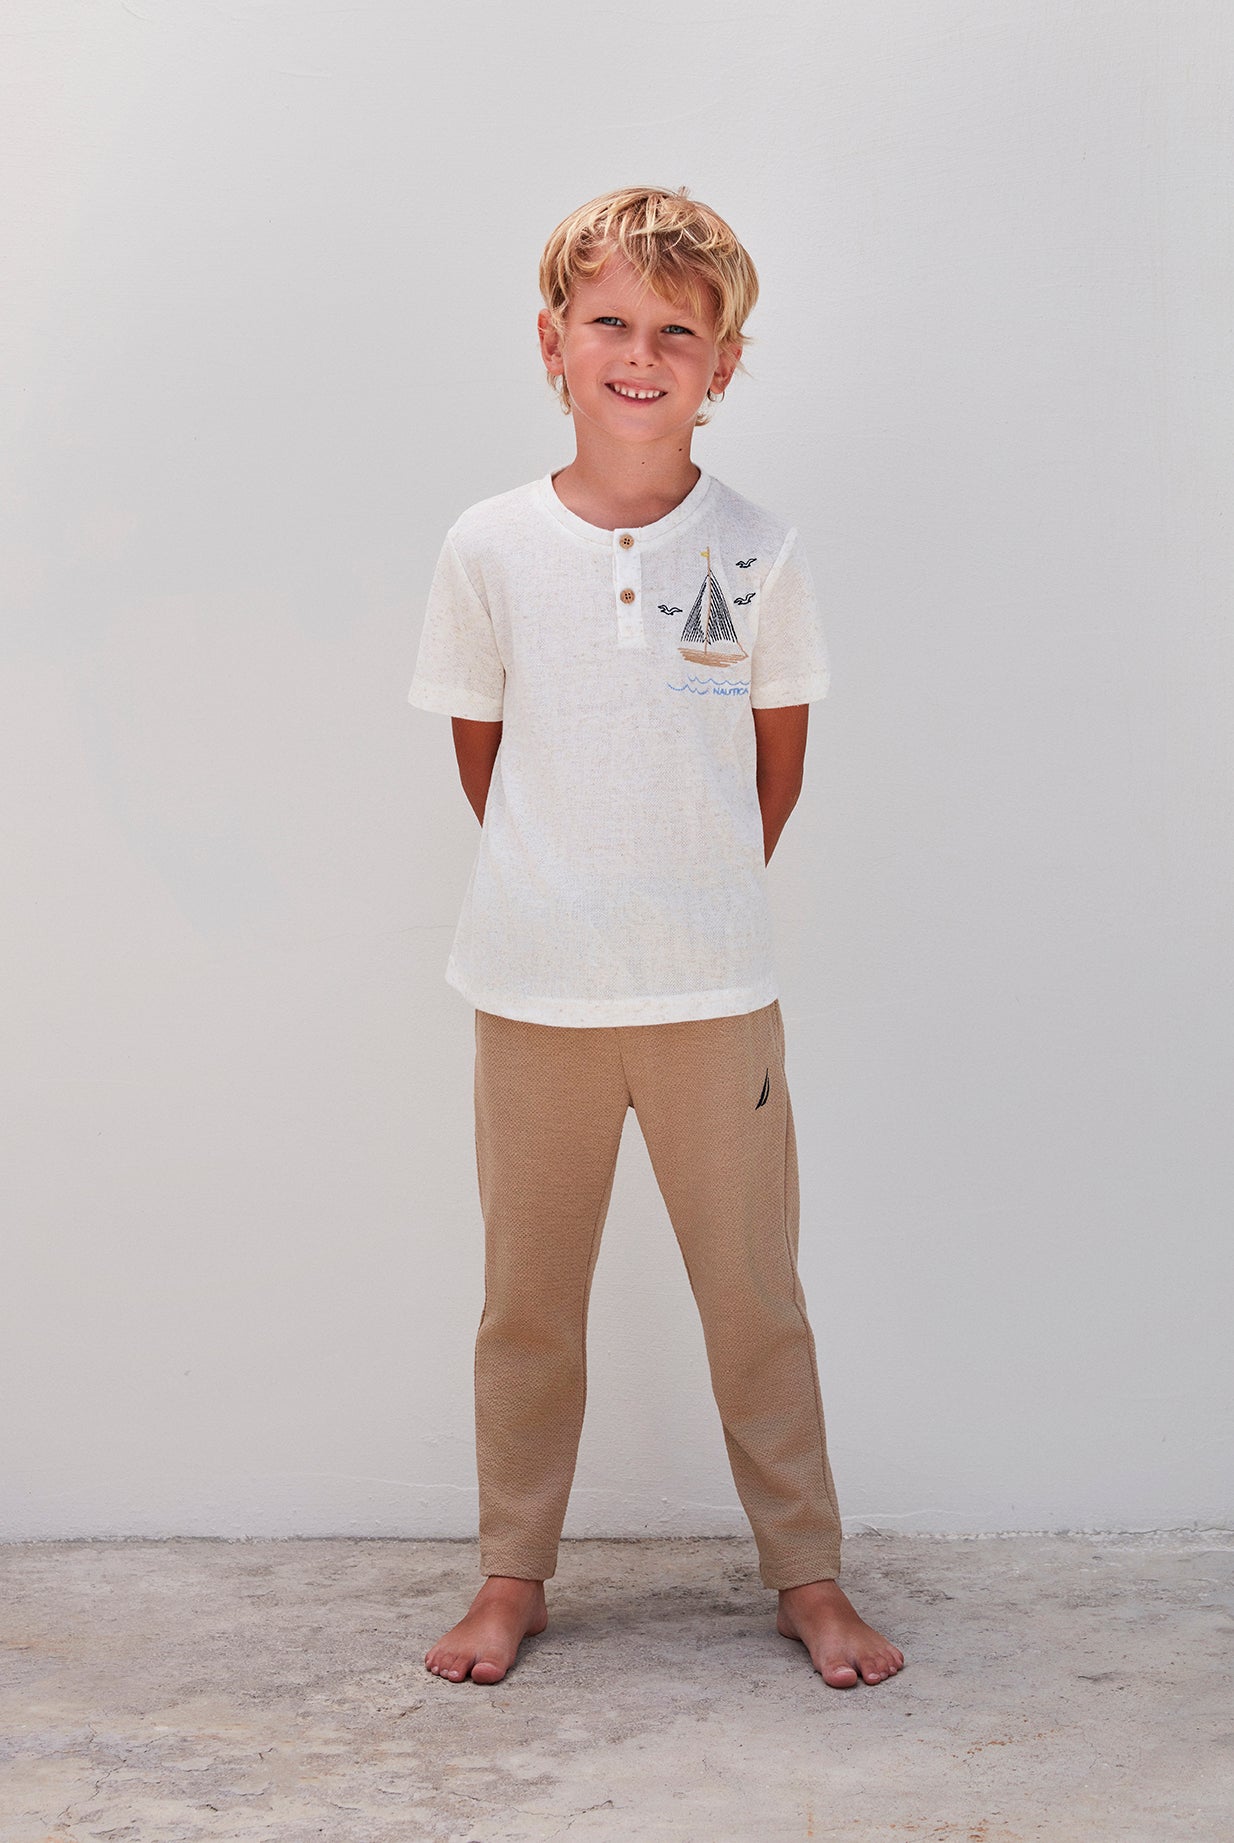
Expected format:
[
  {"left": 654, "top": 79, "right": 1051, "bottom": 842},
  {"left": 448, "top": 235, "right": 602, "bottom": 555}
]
[{"left": 472, "top": 998, "right": 843, "bottom": 1591}]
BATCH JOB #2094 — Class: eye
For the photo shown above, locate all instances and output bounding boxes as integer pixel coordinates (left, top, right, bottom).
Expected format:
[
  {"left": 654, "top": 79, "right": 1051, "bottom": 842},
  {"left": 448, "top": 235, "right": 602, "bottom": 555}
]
[
  {"left": 665, "top": 325, "right": 694, "bottom": 336},
  {"left": 595, "top": 316, "right": 624, "bottom": 326}
]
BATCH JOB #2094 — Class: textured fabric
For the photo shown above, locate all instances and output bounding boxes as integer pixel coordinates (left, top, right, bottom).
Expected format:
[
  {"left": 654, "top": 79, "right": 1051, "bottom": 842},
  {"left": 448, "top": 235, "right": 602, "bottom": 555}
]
[
  {"left": 407, "top": 470, "right": 831, "bottom": 1027},
  {"left": 472, "top": 998, "right": 843, "bottom": 1590}
]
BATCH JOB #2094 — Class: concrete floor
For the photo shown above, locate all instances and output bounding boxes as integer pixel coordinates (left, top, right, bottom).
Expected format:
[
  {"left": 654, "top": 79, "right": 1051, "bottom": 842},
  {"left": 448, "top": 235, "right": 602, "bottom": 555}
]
[{"left": 0, "top": 1531, "right": 1230, "bottom": 1842}]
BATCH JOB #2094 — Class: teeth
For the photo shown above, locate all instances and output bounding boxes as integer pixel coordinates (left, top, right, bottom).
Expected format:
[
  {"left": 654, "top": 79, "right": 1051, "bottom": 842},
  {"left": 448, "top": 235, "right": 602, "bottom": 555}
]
[{"left": 611, "top": 383, "right": 664, "bottom": 400}]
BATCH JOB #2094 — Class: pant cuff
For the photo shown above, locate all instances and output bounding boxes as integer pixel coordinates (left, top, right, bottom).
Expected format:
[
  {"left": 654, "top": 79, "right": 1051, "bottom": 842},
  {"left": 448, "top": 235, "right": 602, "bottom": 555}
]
[
  {"left": 479, "top": 1554, "right": 557, "bottom": 1583},
  {"left": 761, "top": 1557, "right": 843, "bottom": 1591}
]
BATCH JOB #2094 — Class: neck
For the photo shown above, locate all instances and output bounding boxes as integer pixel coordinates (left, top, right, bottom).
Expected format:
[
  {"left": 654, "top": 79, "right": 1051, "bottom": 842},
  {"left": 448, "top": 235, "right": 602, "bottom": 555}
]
[{"left": 550, "top": 423, "right": 702, "bottom": 531}]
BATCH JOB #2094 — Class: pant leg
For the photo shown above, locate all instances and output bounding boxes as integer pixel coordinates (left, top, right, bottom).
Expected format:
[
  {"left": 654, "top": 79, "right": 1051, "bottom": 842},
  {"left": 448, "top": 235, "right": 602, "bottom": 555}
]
[
  {"left": 618, "top": 999, "right": 843, "bottom": 1590},
  {"left": 472, "top": 1008, "right": 631, "bottom": 1581}
]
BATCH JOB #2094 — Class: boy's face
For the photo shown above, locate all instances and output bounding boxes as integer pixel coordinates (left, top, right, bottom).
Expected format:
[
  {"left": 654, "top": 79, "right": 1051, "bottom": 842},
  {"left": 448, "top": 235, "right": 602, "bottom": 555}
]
[{"left": 537, "top": 250, "right": 740, "bottom": 445}]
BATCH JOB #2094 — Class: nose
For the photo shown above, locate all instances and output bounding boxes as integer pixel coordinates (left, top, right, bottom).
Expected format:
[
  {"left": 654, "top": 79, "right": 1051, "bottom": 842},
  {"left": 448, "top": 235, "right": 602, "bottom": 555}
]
[{"left": 623, "top": 324, "right": 659, "bottom": 366}]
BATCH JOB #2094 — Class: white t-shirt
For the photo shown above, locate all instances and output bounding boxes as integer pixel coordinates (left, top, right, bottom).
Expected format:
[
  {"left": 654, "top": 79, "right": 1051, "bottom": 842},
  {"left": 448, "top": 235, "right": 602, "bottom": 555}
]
[{"left": 407, "top": 468, "right": 831, "bottom": 1026}]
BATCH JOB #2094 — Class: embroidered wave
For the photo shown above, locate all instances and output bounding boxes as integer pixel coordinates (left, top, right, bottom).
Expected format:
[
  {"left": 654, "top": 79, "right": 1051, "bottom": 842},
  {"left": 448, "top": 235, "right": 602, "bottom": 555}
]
[{"left": 666, "top": 676, "right": 750, "bottom": 697}]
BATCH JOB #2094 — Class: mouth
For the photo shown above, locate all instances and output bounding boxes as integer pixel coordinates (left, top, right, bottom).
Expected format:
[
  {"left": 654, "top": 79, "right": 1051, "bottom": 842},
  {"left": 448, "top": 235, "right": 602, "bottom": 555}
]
[{"left": 606, "top": 382, "right": 667, "bottom": 402}]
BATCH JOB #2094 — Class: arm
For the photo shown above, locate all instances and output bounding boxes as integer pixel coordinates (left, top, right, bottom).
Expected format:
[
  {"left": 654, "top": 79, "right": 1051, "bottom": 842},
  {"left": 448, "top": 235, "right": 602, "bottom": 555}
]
[
  {"left": 451, "top": 716, "right": 503, "bottom": 824},
  {"left": 753, "top": 703, "right": 808, "bottom": 864}
]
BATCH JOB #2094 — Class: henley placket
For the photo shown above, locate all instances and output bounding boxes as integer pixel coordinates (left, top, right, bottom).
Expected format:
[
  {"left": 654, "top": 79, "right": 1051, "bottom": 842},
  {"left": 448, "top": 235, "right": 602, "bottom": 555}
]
[{"left": 612, "top": 528, "right": 644, "bottom": 649}]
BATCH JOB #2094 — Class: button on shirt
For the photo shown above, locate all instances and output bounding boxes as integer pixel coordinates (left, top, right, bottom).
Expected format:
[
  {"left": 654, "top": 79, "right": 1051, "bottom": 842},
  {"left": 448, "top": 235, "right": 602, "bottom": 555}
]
[{"left": 407, "top": 469, "right": 832, "bottom": 1026}]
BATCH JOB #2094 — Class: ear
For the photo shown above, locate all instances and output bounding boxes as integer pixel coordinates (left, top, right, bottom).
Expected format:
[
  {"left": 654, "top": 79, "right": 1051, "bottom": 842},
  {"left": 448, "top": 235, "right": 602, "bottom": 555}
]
[
  {"left": 711, "top": 341, "right": 742, "bottom": 393},
  {"left": 538, "top": 308, "right": 565, "bottom": 377}
]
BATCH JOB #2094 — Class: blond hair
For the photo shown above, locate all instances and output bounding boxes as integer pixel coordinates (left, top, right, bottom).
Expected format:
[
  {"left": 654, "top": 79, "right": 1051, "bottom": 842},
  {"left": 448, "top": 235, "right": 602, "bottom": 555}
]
[{"left": 538, "top": 185, "right": 759, "bottom": 426}]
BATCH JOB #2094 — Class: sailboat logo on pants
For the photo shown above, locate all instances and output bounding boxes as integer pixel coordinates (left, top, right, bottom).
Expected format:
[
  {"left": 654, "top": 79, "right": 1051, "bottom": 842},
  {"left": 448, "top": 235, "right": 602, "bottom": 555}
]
[{"left": 756, "top": 1068, "right": 771, "bottom": 1109}]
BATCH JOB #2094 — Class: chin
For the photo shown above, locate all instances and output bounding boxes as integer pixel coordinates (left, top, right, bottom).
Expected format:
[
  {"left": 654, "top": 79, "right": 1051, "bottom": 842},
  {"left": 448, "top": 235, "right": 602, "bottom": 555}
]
[{"left": 589, "top": 402, "right": 690, "bottom": 442}]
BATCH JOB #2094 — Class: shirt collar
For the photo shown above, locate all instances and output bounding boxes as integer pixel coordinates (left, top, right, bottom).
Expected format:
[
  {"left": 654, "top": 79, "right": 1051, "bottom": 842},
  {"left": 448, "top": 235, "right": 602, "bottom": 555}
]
[{"left": 535, "top": 467, "right": 713, "bottom": 548}]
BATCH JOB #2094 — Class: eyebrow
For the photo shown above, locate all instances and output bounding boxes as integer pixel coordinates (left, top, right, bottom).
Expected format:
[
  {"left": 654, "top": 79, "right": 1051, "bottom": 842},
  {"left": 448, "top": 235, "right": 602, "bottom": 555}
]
[{"left": 592, "top": 307, "right": 701, "bottom": 323}]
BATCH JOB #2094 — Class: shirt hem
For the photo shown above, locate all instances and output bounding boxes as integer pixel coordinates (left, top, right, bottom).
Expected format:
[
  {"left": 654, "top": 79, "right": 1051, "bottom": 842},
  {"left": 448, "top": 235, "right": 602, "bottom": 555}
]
[{"left": 446, "top": 963, "right": 779, "bottom": 1027}]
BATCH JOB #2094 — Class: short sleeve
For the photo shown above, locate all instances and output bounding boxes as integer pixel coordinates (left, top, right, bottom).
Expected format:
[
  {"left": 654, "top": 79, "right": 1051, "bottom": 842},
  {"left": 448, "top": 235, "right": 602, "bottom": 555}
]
[
  {"left": 406, "top": 531, "right": 505, "bottom": 721},
  {"left": 748, "top": 528, "right": 831, "bottom": 709}
]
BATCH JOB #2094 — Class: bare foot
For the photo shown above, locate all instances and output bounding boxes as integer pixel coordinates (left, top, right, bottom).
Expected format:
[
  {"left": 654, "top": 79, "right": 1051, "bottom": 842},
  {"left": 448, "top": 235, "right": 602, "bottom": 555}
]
[
  {"left": 424, "top": 1575, "right": 548, "bottom": 1685},
  {"left": 776, "top": 1579, "right": 905, "bottom": 1688}
]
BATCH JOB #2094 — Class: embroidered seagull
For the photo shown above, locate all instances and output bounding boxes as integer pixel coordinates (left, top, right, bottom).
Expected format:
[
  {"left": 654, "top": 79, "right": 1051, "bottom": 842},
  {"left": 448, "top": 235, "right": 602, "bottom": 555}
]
[
  {"left": 658, "top": 604, "right": 682, "bottom": 616},
  {"left": 735, "top": 556, "right": 757, "bottom": 568},
  {"left": 734, "top": 592, "right": 755, "bottom": 605}
]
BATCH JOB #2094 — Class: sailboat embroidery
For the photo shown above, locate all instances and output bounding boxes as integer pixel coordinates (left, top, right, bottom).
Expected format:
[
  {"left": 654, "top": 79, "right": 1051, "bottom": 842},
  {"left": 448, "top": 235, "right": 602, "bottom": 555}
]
[{"left": 678, "top": 549, "right": 749, "bottom": 669}]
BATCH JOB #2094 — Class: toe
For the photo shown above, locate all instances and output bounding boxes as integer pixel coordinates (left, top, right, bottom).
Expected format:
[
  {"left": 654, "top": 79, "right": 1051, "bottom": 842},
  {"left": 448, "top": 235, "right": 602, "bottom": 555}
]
[
  {"left": 819, "top": 1656, "right": 860, "bottom": 1687},
  {"left": 471, "top": 1654, "right": 508, "bottom": 1683}
]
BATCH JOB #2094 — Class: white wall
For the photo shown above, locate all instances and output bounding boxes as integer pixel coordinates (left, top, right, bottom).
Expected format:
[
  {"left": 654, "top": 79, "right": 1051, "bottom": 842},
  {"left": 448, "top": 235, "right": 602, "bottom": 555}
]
[{"left": 3, "top": 0, "right": 1230, "bottom": 1541}]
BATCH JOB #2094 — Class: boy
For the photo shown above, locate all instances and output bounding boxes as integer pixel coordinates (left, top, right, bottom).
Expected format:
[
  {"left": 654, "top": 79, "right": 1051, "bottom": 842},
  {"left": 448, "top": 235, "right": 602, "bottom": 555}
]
[{"left": 408, "top": 186, "right": 904, "bottom": 1690}]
